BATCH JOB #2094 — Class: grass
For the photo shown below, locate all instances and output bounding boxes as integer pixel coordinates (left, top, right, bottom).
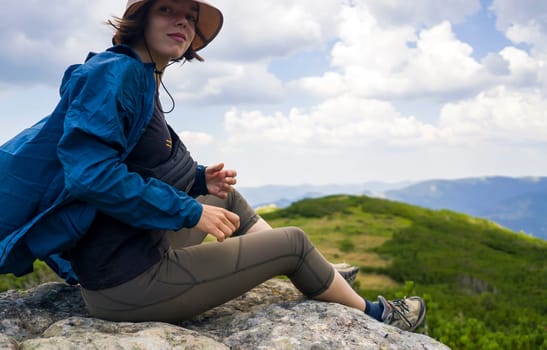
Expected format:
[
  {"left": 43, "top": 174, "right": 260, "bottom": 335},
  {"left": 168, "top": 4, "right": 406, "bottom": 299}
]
[
  {"left": 265, "top": 208, "right": 406, "bottom": 290},
  {"left": 262, "top": 194, "right": 547, "bottom": 349}
]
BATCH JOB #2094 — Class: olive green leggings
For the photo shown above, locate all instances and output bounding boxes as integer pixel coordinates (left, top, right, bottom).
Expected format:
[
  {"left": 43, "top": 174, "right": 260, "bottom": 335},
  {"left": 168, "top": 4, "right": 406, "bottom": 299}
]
[{"left": 81, "top": 191, "right": 335, "bottom": 323}]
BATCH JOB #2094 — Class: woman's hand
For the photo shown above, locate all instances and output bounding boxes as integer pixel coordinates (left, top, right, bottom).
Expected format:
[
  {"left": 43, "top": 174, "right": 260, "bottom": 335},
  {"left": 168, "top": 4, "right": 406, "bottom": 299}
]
[
  {"left": 195, "top": 204, "right": 240, "bottom": 242},
  {"left": 205, "top": 163, "right": 237, "bottom": 199}
]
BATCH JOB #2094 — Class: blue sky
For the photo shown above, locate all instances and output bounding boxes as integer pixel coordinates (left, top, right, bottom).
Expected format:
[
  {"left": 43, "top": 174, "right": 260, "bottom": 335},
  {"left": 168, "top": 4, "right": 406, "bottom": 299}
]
[{"left": 1, "top": 0, "right": 546, "bottom": 186}]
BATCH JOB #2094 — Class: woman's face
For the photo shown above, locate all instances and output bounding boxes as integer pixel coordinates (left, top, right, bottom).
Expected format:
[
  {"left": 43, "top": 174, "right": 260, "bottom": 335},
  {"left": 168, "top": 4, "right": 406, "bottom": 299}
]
[{"left": 140, "top": 0, "right": 197, "bottom": 67}]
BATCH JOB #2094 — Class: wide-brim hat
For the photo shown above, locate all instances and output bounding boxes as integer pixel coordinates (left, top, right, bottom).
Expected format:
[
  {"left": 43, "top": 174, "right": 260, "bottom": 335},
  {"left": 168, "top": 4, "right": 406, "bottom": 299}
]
[{"left": 125, "top": 0, "right": 223, "bottom": 60}]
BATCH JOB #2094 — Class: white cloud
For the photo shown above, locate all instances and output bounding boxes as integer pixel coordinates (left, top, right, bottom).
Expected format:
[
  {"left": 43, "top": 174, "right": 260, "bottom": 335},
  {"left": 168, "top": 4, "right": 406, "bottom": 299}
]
[
  {"left": 179, "top": 131, "right": 214, "bottom": 145},
  {"left": 167, "top": 61, "right": 285, "bottom": 106},
  {"left": 403, "top": 21, "right": 484, "bottom": 95},
  {"left": 218, "top": 0, "right": 547, "bottom": 164},
  {"left": 224, "top": 96, "right": 438, "bottom": 148},
  {"left": 210, "top": 0, "right": 341, "bottom": 60},
  {"left": 490, "top": 0, "right": 547, "bottom": 52},
  {"left": 365, "top": 0, "right": 481, "bottom": 26},
  {"left": 0, "top": 1, "right": 118, "bottom": 85},
  {"left": 297, "top": 11, "right": 488, "bottom": 100},
  {"left": 1, "top": 0, "right": 546, "bottom": 186},
  {"left": 481, "top": 53, "right": 511, "bottom": 75},
  {"left": 498, "top": 47, "right": 540, "bottom": 85},
  {"left": 225, "top": 83, "right": 547, "bottom": 152},
  {"left": 506, "top": 22, "right": 547, "bottom": 54},
  {"left": 488, "top": 0, "right": 547, "bottom": 93},
  {"left": 490, "top": 0, "right": 547, "bottom": 32},
  {"left": 331, "top": 4, "right": 416, "bottom": 72},
  {"left": 439, "top": 86, "right": 547, "bottom": 143}
]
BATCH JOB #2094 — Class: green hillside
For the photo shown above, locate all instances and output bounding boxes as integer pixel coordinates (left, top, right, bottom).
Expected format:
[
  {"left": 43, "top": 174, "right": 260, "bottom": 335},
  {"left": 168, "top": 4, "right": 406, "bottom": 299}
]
[
  {"left": 262, "top": 195, "right": 546, "bottom": 350},
  {"left": 1, "top": 194, "right": 545, "bottom": 349}
]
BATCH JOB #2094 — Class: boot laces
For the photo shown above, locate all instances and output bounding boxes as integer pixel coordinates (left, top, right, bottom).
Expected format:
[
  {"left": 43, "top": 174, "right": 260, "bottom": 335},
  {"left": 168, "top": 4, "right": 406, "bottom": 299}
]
[{"left": 385, "top": 297, "right": 412, "bottom": 327}]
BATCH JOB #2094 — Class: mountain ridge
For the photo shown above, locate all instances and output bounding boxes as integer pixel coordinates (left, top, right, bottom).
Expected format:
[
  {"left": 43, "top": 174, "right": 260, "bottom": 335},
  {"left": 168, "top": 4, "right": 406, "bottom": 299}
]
[{"left": 238, "top": 176, "right": 547, "bottom": 239}]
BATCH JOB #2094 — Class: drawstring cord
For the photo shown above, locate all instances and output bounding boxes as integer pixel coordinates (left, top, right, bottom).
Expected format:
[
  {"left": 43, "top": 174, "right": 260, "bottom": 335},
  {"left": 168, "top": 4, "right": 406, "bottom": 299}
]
[
  {"left": 154, "top": 64, "right": 178, "bottom": 114},
  {"left": 145, "top": 41, "right": 182, "bottom": 114}
]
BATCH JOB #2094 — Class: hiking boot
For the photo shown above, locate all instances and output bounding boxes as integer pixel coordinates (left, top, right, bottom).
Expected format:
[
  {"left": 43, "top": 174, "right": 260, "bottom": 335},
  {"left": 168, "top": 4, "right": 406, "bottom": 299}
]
[
  {"left": 332, "top": 263, "right": 359, "bottom": 286},
  {"left": 378, "top": 295, "right": 426, "bottom": 332}
]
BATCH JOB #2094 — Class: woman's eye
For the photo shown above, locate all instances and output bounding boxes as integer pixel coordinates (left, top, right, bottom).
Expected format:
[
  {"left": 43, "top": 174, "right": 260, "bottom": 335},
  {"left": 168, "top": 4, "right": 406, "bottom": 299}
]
[
  {"left": 186, "top": 14, "right": 197, "bottom": 23},
  {"left": 158, "top": 6, "right": 173, "bottom": 15}
]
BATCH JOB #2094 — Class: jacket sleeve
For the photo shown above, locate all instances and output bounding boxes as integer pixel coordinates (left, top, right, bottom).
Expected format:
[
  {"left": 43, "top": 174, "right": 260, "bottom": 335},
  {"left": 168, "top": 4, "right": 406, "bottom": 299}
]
[
  {"left": 57, "top": 56, "right": 202, "bottom": 230},
  {"left": 188, "top": 164, "right": 208, "bottom": 197}
]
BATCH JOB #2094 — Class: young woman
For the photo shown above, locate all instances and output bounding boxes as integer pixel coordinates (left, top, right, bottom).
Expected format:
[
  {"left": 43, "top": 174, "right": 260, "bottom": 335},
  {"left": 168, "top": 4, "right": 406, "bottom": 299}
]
[{"left": 0, "top": 0, "right": 426, "bottom": 332}]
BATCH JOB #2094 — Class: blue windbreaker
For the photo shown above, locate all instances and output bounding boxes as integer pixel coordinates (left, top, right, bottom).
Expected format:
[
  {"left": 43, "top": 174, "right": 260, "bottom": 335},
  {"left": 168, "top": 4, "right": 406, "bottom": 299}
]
[{"left": 0, "top": 45, "right": 203, "bottom": 282}]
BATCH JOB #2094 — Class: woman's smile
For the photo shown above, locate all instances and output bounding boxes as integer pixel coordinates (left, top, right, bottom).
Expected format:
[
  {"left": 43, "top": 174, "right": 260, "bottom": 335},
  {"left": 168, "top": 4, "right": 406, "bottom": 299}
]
[{"left": 167, "top": 32, "right": 188, "bottom": 43}]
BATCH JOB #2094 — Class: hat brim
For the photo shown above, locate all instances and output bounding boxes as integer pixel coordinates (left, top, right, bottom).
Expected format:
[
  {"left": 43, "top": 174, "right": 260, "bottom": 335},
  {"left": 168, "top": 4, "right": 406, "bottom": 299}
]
[{"left": 192, "top": 0, "right": 223, "bottom": 53}]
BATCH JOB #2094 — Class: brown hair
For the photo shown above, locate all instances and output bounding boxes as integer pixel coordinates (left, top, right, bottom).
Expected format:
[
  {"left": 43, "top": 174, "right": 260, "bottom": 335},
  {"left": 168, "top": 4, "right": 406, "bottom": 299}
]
[{"left": 107, "top": 0, "right": 196, "bottom": 61}]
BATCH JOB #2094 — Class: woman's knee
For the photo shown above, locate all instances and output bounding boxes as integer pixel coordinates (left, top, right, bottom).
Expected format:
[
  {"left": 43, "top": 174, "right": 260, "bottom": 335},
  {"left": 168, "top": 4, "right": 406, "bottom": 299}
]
[
  {"left": 281, "top": 226, "right": 313, "bottom": 253},
  {"left": 283, "top": 226, "right": 306, "bottom": 238},
  {"left": 279, "top": 227, "right": 334, "bottom": 296}
]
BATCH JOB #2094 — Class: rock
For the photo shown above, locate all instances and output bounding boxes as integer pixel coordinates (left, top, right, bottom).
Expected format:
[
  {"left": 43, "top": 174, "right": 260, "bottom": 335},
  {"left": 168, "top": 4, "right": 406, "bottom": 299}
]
[
  {"left": 0, "top": 282, "right": 88, "bottom": 341},
  {"left": 21, "top": 318, "right": 227, "bottom": 350},
  {"left": 0, "top": 280, "right": 450, "bottom": 349},
  {"left": 0, "top": 333, "right": 18, "bottom": 350}
]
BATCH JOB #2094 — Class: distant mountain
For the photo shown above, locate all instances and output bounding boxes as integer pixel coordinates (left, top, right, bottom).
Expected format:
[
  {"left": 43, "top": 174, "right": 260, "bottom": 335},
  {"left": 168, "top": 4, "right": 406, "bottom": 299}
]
[
  {"left": 384, "top": 176, "right": 547, "bottom": 239},
  {"left": 239, "top": 176, "right": 547, "bottom": 240},
  {"left": 237, "top": 181, "right": 413, "bottom": 208}
]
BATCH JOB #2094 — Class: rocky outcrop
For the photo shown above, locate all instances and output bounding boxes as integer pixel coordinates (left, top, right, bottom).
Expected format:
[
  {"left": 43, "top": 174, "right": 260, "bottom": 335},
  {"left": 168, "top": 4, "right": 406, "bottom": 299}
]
[{"left": 0, "top": 280, "right": 450, "bottom": 349}]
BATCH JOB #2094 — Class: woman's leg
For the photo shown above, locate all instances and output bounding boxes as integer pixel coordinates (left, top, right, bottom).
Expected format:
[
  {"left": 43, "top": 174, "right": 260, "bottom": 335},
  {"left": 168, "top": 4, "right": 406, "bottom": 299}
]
[
  {"left": 158, "top": 191, "right": 424, "bottom": 330},
  {"left": 246, "top": 216, "right": 272, "bottom": 234},
  {"left": 227, "top": 197, "right": 425, "bottom": 331},
  {"left": 81, "top": 227, "right": 339, "bottom": 322},
  {"left": 186, "top": 191, "right": 367, "bottom": 308},
  {"left": 315, "top": 271, "right": 365, "bottom": 310}
]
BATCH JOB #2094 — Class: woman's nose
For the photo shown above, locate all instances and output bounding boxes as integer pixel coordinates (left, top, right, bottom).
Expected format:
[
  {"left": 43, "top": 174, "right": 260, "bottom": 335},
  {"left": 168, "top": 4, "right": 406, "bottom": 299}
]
[{"left": 176, "top": 17, "right": 187, "bottom": 27}]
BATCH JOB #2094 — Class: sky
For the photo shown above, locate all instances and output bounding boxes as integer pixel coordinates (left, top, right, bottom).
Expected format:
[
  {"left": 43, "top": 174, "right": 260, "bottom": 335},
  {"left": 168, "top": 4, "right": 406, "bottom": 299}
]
[{"left": 1, "top": 0, "right": 546, "bottom": 187}]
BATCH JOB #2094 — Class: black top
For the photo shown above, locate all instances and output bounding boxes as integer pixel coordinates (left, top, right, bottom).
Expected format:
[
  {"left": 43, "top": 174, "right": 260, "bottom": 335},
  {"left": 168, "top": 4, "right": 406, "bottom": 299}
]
[{"left": 70, "top": 94, "right": 173, "bottom": 290}]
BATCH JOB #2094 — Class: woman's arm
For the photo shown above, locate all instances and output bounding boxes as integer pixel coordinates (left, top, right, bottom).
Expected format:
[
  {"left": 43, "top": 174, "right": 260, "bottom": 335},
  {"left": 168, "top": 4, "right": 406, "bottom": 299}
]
[{"left": 57, "top": 56, "right": 202, "bottom": 230}]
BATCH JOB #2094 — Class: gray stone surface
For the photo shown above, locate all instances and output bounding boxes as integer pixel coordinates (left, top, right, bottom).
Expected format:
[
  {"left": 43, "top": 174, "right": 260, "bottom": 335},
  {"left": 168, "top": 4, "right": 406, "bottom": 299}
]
[{"left": 0, "top": 280, "right": 451, "bottom": 349}]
